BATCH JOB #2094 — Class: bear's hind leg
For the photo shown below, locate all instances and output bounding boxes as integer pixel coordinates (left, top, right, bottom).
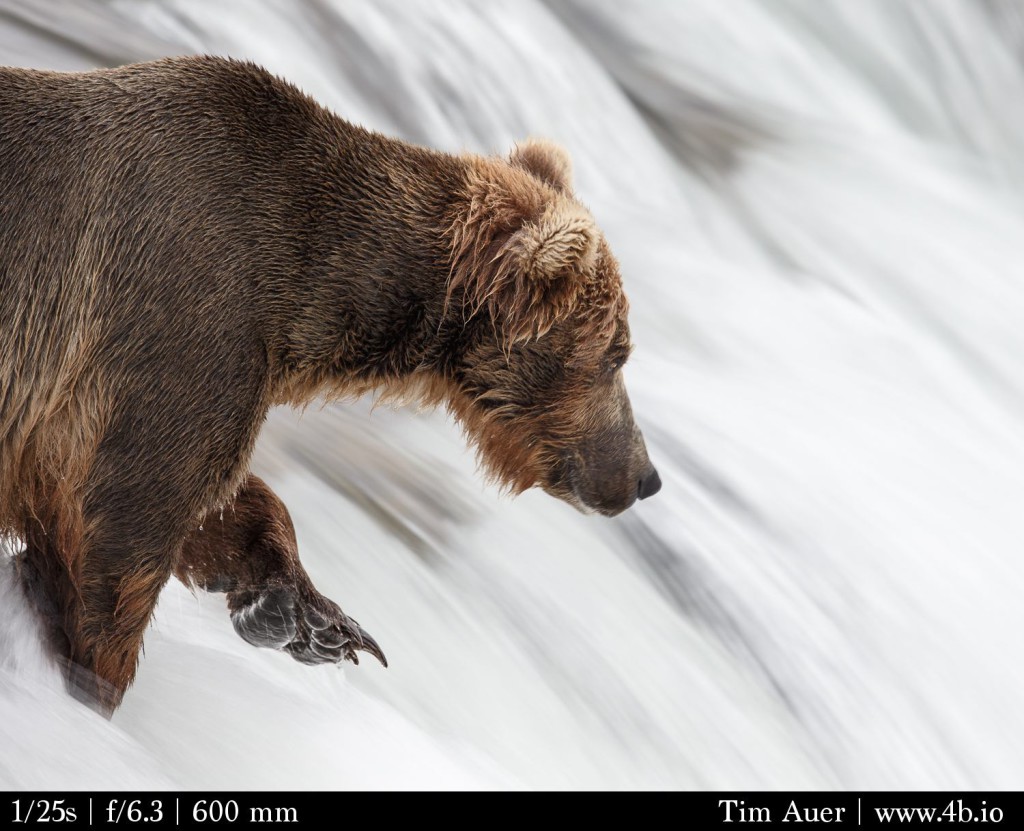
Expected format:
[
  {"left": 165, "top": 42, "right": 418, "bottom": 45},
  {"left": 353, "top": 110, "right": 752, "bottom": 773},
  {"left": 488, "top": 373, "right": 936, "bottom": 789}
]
[
  {"left": 14, "top": 513, "right": 161, "bottom": 715},
  {"left": 16, "top": 533, "right": 74, "bottom": 668},
  {"left": 72, "top": 532, "right": 175, "bottom": 715},
  {"left": 175, "top": 474, "right": 386, "bottom": 667}
]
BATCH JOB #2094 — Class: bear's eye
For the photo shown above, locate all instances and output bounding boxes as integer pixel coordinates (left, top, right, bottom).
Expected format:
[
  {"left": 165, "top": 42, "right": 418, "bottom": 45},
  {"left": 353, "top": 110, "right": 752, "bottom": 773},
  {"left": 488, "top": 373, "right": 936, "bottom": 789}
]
[
  {"left": 604, "top": 343, "right": 633, "bottom": 374},
  {"left": 607, "top": 352, "right": 629, "bottom": 373}
]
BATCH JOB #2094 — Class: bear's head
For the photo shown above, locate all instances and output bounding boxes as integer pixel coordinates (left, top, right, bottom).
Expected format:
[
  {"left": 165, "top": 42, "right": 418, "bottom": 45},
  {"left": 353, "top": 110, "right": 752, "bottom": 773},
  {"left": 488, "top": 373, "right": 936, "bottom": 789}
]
[{"left": 443, "top": 139, "right": 660, "bottom": 516}]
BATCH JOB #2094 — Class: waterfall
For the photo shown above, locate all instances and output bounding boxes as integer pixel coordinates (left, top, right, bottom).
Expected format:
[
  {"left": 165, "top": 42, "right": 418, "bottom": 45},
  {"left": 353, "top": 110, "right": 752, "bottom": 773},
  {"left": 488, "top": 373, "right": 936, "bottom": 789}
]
[{"left": 2, "top": 0, "right": 1022, "bottom": 789}]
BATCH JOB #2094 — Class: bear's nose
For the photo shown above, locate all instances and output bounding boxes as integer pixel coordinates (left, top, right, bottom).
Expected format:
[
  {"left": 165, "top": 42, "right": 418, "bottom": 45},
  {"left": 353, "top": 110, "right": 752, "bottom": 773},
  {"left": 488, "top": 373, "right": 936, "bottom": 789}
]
[{"left": 637, "top": 468, "right": 662, "bottom": 501}]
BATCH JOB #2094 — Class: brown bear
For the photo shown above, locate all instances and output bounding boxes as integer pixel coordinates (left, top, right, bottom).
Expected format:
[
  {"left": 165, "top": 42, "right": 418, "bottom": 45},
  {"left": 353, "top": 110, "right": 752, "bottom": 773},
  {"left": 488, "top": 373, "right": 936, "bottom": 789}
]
[{"left": 0, "top": 55, "right": 660, "bottom": 713}]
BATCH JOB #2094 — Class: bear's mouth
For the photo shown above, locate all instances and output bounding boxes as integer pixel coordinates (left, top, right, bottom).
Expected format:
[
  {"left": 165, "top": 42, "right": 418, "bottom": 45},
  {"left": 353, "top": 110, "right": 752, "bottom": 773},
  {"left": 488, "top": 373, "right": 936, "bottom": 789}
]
[
  {"left": 543, "top": 452, "right": 639, "bottom": 517},
  {"left": 539, "top": 453, "right": 591, "bottom": 514}
]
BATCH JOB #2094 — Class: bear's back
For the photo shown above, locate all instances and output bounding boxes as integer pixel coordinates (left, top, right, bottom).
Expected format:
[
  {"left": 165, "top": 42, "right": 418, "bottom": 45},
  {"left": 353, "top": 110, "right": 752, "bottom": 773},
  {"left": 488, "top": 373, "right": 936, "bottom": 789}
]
[
  {"left": 0, "top": 56, "right": 326, "bottom": 194},
  {"left": 0, "top": 57, "right": 333, "bottom": 525}
]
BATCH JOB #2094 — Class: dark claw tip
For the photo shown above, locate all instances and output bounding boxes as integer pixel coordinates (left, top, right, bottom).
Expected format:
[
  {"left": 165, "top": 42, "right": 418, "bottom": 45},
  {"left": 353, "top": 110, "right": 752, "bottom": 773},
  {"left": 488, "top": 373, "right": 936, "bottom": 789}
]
[{"left": 357, "top": 629, "right": 388, "bottom": 668}]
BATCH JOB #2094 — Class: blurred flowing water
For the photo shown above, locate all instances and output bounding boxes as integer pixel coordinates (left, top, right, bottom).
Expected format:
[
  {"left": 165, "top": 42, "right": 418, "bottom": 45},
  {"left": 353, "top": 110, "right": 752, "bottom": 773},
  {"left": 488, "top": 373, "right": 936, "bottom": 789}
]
[{"left": 2, "top": 0, "right": 1024, "bottom": 789}]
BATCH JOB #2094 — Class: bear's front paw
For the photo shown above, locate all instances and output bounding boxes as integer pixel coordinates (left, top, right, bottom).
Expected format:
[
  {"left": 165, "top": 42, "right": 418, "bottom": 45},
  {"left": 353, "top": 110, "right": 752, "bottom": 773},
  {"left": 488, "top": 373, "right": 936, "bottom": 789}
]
[{"left": 229, "top": 584, "right": 387, "bottom": 667}]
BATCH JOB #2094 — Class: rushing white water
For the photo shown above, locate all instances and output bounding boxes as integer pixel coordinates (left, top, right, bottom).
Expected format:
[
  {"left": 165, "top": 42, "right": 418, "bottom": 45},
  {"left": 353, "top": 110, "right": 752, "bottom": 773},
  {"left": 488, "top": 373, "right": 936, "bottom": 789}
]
[{"left": 2, "top": 0, "right": 1024, "bottom": 789}]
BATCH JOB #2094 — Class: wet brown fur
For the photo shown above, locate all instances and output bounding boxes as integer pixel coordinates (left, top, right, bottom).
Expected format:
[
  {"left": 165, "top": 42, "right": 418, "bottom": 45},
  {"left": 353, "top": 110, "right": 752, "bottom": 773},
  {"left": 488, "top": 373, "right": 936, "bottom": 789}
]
[{"left": 0, "top": 56, "right": 649, "bottom": 712}]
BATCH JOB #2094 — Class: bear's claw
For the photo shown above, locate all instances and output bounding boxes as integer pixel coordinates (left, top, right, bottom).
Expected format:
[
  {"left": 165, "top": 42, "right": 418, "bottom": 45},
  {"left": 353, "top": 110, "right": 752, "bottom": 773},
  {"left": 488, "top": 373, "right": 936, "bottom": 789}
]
[{"left": 229, "top": 584, "right": 387, "bottom": 668}]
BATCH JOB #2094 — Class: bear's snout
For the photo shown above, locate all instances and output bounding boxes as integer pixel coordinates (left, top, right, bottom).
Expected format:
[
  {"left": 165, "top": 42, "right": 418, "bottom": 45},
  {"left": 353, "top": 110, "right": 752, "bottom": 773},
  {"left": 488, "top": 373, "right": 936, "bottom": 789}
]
[
  {"left": 637, "top": 467, "right": 662, "bottom": 501},
  {"left": 559, "top": 435, "right": 659, "bottom": 517}
]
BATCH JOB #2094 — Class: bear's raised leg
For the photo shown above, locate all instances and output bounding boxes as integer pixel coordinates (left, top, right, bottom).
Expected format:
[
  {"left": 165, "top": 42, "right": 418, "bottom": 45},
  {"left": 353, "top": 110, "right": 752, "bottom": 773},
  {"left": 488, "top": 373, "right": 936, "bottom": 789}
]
[{"left": 174, "top": 474, "right": 386, "bottom": 667}]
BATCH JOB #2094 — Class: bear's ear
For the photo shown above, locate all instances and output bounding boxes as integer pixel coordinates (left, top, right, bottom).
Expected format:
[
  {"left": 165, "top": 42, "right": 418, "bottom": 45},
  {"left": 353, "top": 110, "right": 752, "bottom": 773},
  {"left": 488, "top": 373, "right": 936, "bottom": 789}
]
[
  {"left": 449, "top": 189, "right": 599, "bottom": 345},
  {"left": 510, "top": 139, "right": 574, "bottom": 193}
]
